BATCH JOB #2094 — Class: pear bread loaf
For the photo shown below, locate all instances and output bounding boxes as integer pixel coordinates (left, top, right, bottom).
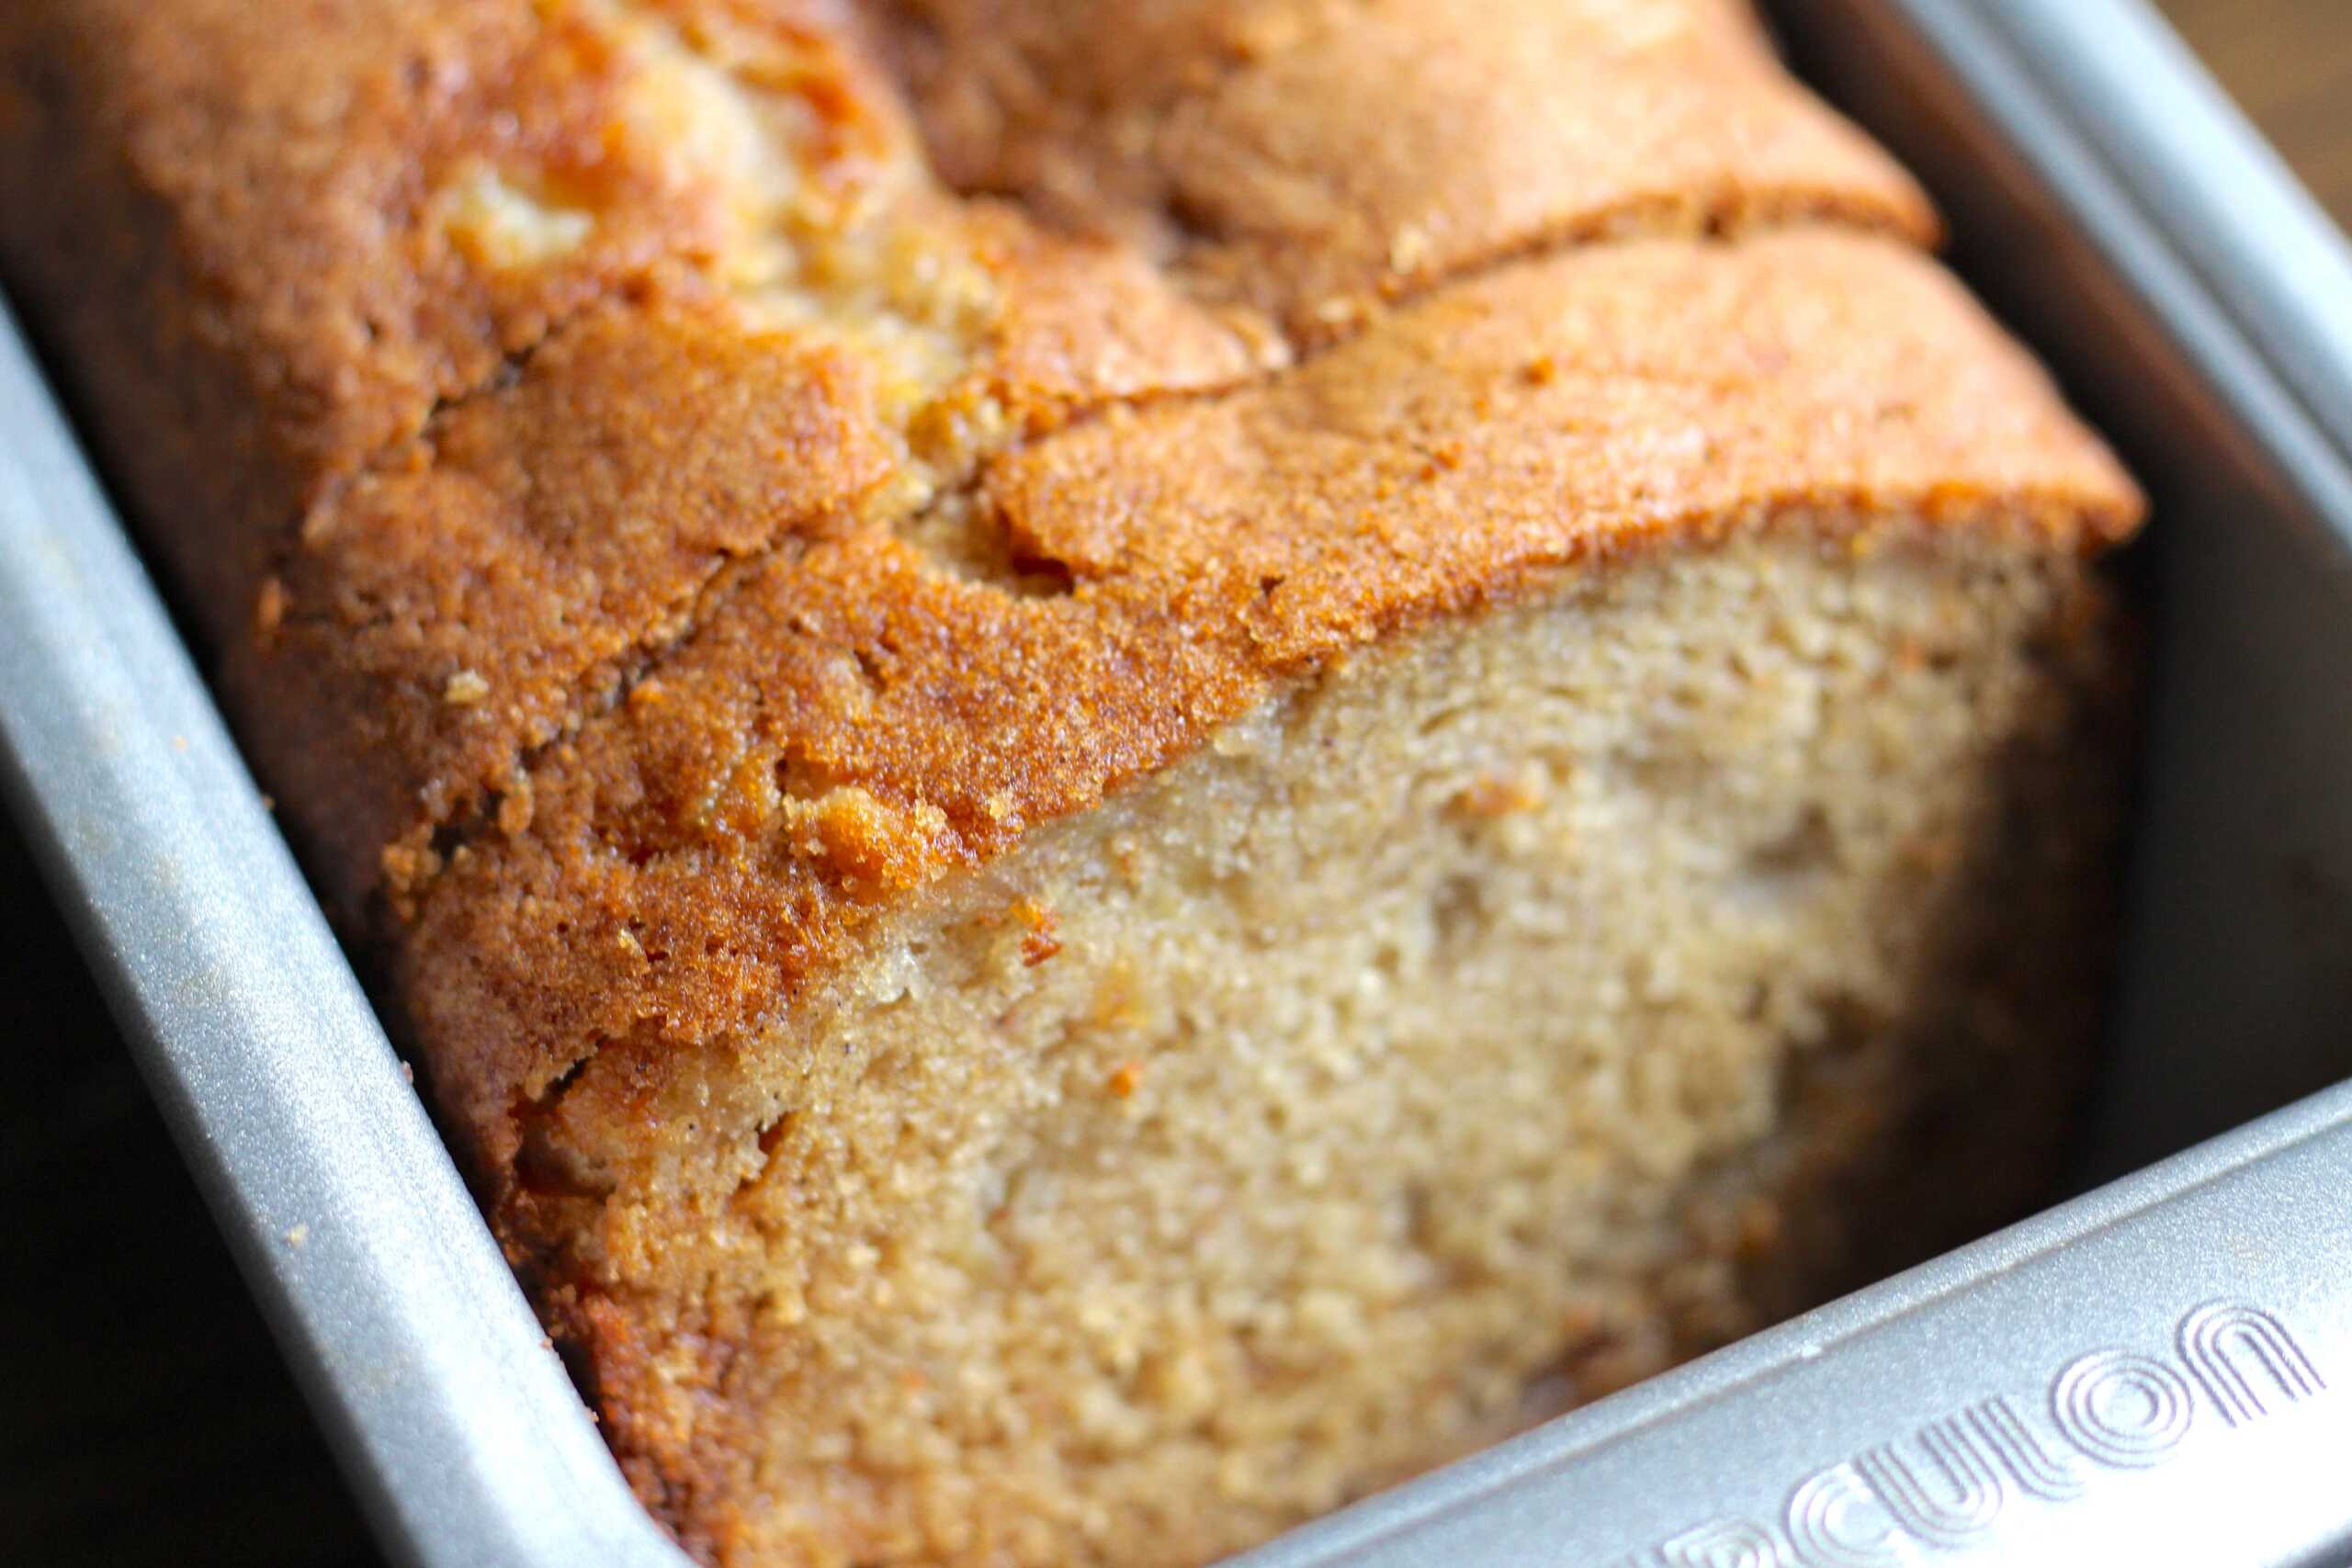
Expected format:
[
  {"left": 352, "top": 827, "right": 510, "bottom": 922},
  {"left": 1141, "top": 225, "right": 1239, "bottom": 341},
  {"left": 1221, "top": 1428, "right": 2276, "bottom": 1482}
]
[{"left": 0, "top": 3, "right": 2143, "bottom": 1565}]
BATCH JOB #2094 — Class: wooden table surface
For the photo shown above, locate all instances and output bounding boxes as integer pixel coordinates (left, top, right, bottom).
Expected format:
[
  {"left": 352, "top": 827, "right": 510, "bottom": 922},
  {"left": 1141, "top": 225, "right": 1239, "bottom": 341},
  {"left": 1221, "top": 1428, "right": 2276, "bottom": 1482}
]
[
  {"left": 3, "top": 5, "right": 2346, "bottom": 1564},
  {"left": 2164, "top": 0, "right": 2352, "bottom": 224}
]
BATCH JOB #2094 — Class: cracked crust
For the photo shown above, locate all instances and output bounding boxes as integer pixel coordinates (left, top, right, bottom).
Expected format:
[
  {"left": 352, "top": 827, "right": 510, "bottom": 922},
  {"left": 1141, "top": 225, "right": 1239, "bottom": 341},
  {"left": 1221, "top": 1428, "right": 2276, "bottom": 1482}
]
[
  {"left": 228, "top": 301, "right": 905, "bottom": 922},
  {"left": 880, "top": 0, "right": 1938, "bottom": 334},
  {"left": 4, "top": 0, "right": 1266, "bottom": 923},
  {"left": 0, "top": 0, "right": 807, "bottom": 618},
  {"left": 0, "top": 0, "right": 1939, "bottom": 933},
  {"left": 0, "top": 0, "right": 1261, "bottom": 613}
]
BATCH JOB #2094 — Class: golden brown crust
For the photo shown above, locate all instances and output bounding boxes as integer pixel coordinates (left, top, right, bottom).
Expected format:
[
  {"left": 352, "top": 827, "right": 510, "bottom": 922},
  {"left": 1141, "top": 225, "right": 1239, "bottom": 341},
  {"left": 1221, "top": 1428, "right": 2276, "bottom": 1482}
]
[
  {"left": 1, "top": 0, "right": 772, "bottom": 620},
  {"left": 3, "top": 0, "right": 1264, "bottom": 920},
  {"left": 882, "top": 0, "right": 1939, "bottom": 335},
  {"left": 402, "top": 231, "right": 2141, "bottom": 1182},
  {"left": 0, "top": 0, "right": 1947, "bottom": 931},
  {"left": 224, "top": 302, "right": 905, "bottom": 922}
]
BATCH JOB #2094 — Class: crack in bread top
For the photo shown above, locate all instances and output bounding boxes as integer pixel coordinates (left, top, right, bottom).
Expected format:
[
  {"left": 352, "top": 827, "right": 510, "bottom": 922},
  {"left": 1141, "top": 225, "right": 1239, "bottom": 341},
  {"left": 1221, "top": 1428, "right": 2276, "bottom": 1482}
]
[
  {"left": 197, "top": 0, "right": 1272, "bottom": 919},
  {"left": 39, "top": 0, "right": 1959, "bottom": 926},
  {"left": 397, "top": 231, "right": 2141, "bottom": 1177}
]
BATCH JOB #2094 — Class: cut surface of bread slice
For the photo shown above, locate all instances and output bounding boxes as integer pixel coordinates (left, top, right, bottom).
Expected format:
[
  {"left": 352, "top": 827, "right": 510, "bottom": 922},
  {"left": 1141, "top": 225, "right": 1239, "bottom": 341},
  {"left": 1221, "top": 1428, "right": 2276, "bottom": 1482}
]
[
  {"left": 396, "top": 232, "right": 2140, "bottom": 1566},
  {"left": 519, "top": 527, "right": 2123, "bottom": 1567}
]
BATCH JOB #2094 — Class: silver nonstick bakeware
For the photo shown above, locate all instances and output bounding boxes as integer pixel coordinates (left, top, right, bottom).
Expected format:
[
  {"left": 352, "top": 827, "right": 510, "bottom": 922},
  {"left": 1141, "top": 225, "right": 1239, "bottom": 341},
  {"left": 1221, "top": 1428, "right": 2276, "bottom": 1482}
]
[{"left": 3, "top": 2, "right": 2349, "bottom": 1564}]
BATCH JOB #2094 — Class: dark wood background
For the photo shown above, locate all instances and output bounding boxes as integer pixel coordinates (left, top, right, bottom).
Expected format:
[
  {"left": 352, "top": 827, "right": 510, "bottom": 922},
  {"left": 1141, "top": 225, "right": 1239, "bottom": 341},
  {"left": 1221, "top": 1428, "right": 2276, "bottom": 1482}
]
[{"left": 3, "top": 3, "right": 2344, "bottom": 1562}]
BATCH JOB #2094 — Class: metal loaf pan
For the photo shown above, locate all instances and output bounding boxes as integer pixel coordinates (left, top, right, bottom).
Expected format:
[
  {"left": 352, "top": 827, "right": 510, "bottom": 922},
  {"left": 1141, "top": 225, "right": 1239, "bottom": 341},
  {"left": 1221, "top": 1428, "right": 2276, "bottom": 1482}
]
[{"left": 2, "top": 1, "right": 2348, "bottom": 1564}]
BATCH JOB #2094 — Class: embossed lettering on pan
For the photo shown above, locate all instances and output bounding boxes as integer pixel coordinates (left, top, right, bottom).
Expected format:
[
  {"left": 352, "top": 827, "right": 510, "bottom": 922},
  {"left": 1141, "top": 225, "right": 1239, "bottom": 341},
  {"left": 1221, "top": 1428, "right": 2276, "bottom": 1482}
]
[{"left": 1612, "top": 1301, "right": 2327, "bottom": 1566}]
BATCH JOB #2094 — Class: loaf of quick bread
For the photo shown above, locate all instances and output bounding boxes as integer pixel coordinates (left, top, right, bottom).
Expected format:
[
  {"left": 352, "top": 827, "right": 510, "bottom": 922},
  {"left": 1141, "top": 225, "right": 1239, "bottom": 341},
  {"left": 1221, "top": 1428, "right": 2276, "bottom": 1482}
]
[{"left": 0, "top": 3, "right": 2143, "bottom": 1564}]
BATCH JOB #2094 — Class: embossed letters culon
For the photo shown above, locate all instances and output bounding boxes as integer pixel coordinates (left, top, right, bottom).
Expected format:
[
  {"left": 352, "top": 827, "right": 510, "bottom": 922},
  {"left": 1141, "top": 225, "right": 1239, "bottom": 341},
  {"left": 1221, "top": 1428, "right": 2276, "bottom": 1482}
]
[{"left": 1611, "top": 1300, "right": 2326, "bottom": 1566}]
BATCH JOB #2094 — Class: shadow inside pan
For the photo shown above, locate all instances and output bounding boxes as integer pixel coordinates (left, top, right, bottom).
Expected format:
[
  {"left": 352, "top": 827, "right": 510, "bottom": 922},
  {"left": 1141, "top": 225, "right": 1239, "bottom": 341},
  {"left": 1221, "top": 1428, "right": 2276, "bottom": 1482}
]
[{"left": 1771, "top": 0, "right": 2352, "bottom": 1197}]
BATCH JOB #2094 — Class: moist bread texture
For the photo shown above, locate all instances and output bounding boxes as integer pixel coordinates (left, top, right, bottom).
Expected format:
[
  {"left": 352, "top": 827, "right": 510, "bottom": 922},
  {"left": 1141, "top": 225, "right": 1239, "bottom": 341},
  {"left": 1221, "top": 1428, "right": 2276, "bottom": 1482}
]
[{"left": 0, "top": 3, "right": 2143, "bottom": 1565}]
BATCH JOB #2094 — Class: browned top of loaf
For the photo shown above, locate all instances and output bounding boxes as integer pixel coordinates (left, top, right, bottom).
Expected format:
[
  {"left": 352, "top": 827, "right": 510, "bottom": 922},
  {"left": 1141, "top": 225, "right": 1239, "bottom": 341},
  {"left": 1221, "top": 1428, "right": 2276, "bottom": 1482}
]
[
  {"left": 883, "top": 0, "right": 1939, "bottom": 333},
  {"left": 0, "top": 0, "right": 1264, "bottom": 629},
  {"left": 0, "top": 0, "right": 1949, "bottom": 930},
  {"left": 0, "top": 3, "right": 2139, "bottom": 1182},
  {"left": 1, "top": 0, "right": 1269, "bottom": 914},
  {"left": 401, "top": 230, "right": 2141, "bottom": 1175}
]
